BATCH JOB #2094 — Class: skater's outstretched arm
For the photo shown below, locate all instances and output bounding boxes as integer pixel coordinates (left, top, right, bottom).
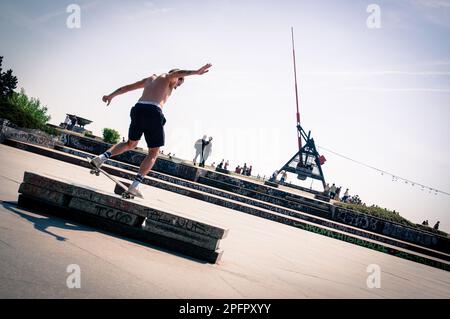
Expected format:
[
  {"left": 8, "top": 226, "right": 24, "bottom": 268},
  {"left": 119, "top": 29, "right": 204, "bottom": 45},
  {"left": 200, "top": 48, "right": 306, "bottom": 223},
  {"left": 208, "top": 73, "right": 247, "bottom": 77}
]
[
  {"left": 167, "top": 63, "right": 212, "bottom": 80},
  {"left": 102, "top": 78, "right": 148, "bottom": 106}
]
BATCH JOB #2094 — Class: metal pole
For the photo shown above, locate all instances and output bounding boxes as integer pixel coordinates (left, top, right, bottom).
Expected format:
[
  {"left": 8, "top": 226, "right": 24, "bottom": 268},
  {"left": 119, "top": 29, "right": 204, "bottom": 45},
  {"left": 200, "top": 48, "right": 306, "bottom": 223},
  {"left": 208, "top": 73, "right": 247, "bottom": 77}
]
[{"left": 291, "top": 27, "right": 302, "bottom": 152}]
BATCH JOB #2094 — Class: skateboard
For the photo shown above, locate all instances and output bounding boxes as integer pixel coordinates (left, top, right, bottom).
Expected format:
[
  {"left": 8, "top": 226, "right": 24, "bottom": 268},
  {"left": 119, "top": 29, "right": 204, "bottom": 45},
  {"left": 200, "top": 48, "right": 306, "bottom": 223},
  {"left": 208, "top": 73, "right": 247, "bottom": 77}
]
[{"left": 88, "top": 157, "right": 136, "bottom": 199}]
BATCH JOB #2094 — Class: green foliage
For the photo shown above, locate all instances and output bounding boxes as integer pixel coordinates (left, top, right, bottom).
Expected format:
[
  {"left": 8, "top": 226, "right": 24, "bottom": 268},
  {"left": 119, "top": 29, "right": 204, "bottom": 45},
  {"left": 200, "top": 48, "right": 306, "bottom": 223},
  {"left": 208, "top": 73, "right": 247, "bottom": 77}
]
[
  {"left": 0, "top": 57, "right": 53, "bottom": 135},
  {"left": 102, "top": 128, "right": 120, "bottom": 144},
  {"left": 336, "top": 202, "right": 415, "bottom": 226},
  {"left": 0, "top": 89, "right": 52, "bottom": 132},
  {"left": 42, "top": 125, "right": 59, "bottom": 136},
  {"left": 0, "top": 56, "right": 18, "bottom": 99},
  {"left": 335, "top": 202, "right": 448, "bottom": 236},
  {"left": 85, "top": 132, "right": 96, "bottom": 139}
]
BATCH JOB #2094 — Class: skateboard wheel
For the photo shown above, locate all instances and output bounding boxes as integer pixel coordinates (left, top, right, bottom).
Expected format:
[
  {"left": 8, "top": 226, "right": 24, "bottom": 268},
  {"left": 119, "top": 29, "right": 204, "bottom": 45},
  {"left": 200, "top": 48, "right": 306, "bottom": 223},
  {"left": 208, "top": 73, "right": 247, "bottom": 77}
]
[{"left": 122, "top": 192, "right": 134, "bottom": 199}]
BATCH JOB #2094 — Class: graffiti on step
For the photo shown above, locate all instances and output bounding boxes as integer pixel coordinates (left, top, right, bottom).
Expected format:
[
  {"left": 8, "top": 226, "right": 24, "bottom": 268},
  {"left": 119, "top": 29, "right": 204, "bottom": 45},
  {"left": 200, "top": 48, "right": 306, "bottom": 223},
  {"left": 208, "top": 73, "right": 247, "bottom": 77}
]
[
  {"left": 381, "top": 222, "right": 438, "bottom": 246},
  {"left": 93, "top": 204, "right": 135, "bottom": 225},
  {"left": 146, "top": 209, "right": 211, "bottom": 236},
  {"left": 332, "top": 208, "right": 439, "bottom": 248},
  {"left": 296, "top": 223, "right": 450, "bottom": 272},
  {"left": 2, "top": 126, "right": 56, "bottom": 147}
]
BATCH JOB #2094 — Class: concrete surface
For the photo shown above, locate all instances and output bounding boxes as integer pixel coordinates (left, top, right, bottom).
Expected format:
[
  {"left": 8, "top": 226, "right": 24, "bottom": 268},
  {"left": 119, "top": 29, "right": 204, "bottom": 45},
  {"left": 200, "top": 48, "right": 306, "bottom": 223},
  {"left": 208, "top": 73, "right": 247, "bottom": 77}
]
[{"left": 0, "top": 144, "right": 449, "bottom": 298}]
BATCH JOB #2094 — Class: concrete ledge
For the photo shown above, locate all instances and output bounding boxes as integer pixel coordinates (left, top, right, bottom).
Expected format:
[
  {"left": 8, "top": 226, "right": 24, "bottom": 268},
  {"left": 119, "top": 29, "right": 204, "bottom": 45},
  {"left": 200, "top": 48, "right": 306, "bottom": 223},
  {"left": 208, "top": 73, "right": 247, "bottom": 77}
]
[
  {"left": 18, "top": 182, "right": 142, "bottom": 226},
  {"left": 17, "top": 194, "right": 223, "bottom": 264},
  {"left": 18, "top": 171, "right": 227, "bottom": 263},
  {"left": 215, "top": 167, "right": 230, "bottom": 174},
  {"left": 280, "top": 181, "right": 324, "bottom": 196},
  {"left": 314, "top": 193, "right": 331, "bottom": 202},
  {"left": 18, "top": 182, "right": 68, "bottom": 206},
  {"left": 0, "top": 124, "right": 61, "bottom": 148},
  {"left": 22, "top": 171, "right": 227, "bottom": 239},
  {"left": 202, "top": 171, "right": 330, "bottom": 211},
  {"left": 69, "top": 197, "right": 142, "bottom": 226},
  {"left": 264, "top": 180, "right": 279, "bottom": 188},
  {"left": 143, "top": 219, "right": 220, "bottom": 251}
]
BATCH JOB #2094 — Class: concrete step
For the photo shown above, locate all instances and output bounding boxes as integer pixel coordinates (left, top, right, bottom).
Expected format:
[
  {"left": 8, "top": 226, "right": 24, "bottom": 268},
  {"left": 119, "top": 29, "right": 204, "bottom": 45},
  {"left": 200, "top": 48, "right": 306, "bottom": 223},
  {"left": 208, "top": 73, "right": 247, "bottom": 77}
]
[{"left": 18, "top": 171, "right": 228, "bottom": 264}]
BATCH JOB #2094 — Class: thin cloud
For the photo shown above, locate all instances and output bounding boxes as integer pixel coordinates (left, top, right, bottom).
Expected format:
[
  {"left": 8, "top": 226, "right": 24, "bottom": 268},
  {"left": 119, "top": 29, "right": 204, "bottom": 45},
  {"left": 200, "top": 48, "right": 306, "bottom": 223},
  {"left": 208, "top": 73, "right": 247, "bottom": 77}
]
[
  {"left": 122, "top": 6, "right": 173, "bottom": 21},
  {"left": 413, "top": 0, "right": 450, "bottom": 8},
  {"left": 302, "top": 70, "right": 450, "bottom": 76},
  {"left": 343, "top": 86, "right": 450, "bottom": 92},
  {"left": 420, "top": 57, "right": 450, "bottom": 66},
  {"left": 412, "top": 0, "right": 450, "bottom": 27},
  {"left": 383, "top": 0, "right": 450, "bottom": 29}
]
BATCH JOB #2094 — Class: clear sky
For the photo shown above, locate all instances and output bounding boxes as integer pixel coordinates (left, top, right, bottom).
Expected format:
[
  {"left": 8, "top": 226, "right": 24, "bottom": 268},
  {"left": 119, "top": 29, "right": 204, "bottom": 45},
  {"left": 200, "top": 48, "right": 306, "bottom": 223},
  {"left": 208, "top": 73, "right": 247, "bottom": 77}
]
[{"left": 1, "top": 0, "right": 449, "bottom": 232}]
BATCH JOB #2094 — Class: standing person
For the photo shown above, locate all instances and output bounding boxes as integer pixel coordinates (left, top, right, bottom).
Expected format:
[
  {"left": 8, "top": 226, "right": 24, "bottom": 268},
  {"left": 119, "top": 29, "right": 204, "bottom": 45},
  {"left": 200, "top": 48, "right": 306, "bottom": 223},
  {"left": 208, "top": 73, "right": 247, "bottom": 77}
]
[
  {"left": 90, "top": 63, "right": 213, "bottom": 198},
  {"left": 193, "top": 135, "right": 207, "bottom": 165},
  {"left": 280, "top": 170, "right": 287, "bottom": 183},
  {"left": 224, "top": 160, "right": 229, "bottom": 170},
  {"left": 433, "top": 221, "right": 440, "bottom": 230},
  {"left": 329, "top": 183, "right": 337, "bottom": 199},
  {"left": 217, "top": 159, "right": 224, "bottom": 169},
  {"left": 247, "top": 165, "right": 253, "bottom": 176},
  {"left": 242, "top": 163, "right": 247, "bottom": 175},
  {"left": 323, "top": 183, "right": 330, "bottom": 196},
  {"left": 335, "top": 187, "right": 342, "bottom": 200},
  {"left": 270, "top": 170, "right": 279, "bottom": 182},
  {"left": 279, "top": 171, "right": 285, "bottom": 183},
  {"left": 63, "top": 115, "right": 71, "bottom": 129},
  {"left": 200, "top": 136, "right": 213, "bottom": 167},
  {"left": 68, "top": 115, "right": 77, "bottom": 130},
  {"left": 342, "top": 188, "right": 350, "bottom": 202}
]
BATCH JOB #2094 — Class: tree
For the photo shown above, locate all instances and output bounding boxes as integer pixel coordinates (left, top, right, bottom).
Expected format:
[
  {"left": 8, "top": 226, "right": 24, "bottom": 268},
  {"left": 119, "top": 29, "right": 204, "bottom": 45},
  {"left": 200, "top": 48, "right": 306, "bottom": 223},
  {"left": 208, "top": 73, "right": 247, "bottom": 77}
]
[
  {"left": 0, "top": 56, "right": 18, "bottom": 100},
  {"left": 102, "top": 128, "right": 120, "bottom": 144},
  {"left": 0, "top": 89, "right": 51, "bottom": 131}
]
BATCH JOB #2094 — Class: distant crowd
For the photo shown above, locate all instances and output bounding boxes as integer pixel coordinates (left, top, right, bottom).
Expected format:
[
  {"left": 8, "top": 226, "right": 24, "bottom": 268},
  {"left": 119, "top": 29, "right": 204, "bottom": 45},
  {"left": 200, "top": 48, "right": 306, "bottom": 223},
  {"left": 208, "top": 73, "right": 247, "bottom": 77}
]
[
  {"left": 322, "top": 183, "right": 365, "bottom": 205},
  {"left": 421, "top": 220, "right": 440, "bottom": 231}
]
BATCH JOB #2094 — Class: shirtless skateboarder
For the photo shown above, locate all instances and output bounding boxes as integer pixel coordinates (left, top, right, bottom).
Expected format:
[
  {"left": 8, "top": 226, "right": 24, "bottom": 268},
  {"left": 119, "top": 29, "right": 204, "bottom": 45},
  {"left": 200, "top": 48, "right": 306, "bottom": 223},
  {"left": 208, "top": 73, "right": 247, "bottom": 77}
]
[{"left": 90, "top": 63, "right": 212, "bottom": 198}]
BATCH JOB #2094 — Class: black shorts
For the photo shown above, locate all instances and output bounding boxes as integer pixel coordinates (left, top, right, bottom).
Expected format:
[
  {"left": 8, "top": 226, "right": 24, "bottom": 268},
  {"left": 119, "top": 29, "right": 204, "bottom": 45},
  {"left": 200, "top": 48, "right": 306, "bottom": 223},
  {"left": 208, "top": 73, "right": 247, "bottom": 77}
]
[{"left": 128, "top": 103, "right": 166, "bottom": 148}]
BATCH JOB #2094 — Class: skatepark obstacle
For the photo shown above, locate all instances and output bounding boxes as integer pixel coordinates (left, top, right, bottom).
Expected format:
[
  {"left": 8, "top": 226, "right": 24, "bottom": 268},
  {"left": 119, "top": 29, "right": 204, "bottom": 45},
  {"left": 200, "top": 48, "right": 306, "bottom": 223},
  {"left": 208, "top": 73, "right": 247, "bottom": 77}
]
[{"left": 17, "top": 171, "right": 228, "bottom": 264}]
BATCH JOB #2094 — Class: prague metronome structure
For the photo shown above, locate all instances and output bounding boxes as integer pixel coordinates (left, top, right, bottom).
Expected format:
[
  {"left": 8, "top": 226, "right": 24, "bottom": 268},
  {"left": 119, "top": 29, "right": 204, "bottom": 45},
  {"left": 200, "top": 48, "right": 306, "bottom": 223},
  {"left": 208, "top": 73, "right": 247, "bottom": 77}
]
[{"left": 275, "top": 27, "right": 327, "bottom": 190}]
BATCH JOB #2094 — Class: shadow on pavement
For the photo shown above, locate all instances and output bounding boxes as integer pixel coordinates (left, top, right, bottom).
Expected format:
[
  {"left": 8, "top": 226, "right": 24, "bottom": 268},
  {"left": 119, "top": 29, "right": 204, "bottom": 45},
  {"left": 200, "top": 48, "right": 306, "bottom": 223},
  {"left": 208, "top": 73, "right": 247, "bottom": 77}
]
[
  {"left": 1, "top": 200, "right": 92, "bottom": 241},
  {"left": 1, "top": 200, "right": 207, "bottom": 264}
]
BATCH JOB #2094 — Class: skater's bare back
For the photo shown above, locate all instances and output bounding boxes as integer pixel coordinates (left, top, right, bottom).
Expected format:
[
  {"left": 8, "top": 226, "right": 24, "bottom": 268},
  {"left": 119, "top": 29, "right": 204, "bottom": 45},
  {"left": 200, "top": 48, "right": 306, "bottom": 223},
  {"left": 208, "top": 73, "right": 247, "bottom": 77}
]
[
  {"left": 102, "top": 63, "right": 212, "bottom": 109},
  {"left": 138, "top": 74, "right": 177, "bottom": 108}
]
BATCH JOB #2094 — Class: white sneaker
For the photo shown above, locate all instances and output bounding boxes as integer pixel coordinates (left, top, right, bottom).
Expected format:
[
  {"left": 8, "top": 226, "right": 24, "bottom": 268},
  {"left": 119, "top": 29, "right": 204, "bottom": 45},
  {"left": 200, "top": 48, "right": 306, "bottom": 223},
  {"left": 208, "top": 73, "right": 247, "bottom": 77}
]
[
  {"left": 90, "top": 156, "right": 105, "bottom": 169},
  {"left": 127, "top": 184, "right": 144, "bottom": 199}
]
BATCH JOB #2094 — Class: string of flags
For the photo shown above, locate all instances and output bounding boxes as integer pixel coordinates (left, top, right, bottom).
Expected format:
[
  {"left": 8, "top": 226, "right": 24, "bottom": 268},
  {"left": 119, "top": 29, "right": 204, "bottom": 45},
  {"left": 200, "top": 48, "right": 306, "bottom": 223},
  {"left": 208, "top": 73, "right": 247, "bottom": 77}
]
[{"left": 318, "top": 146, "right": 449, "bottom": 196}]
